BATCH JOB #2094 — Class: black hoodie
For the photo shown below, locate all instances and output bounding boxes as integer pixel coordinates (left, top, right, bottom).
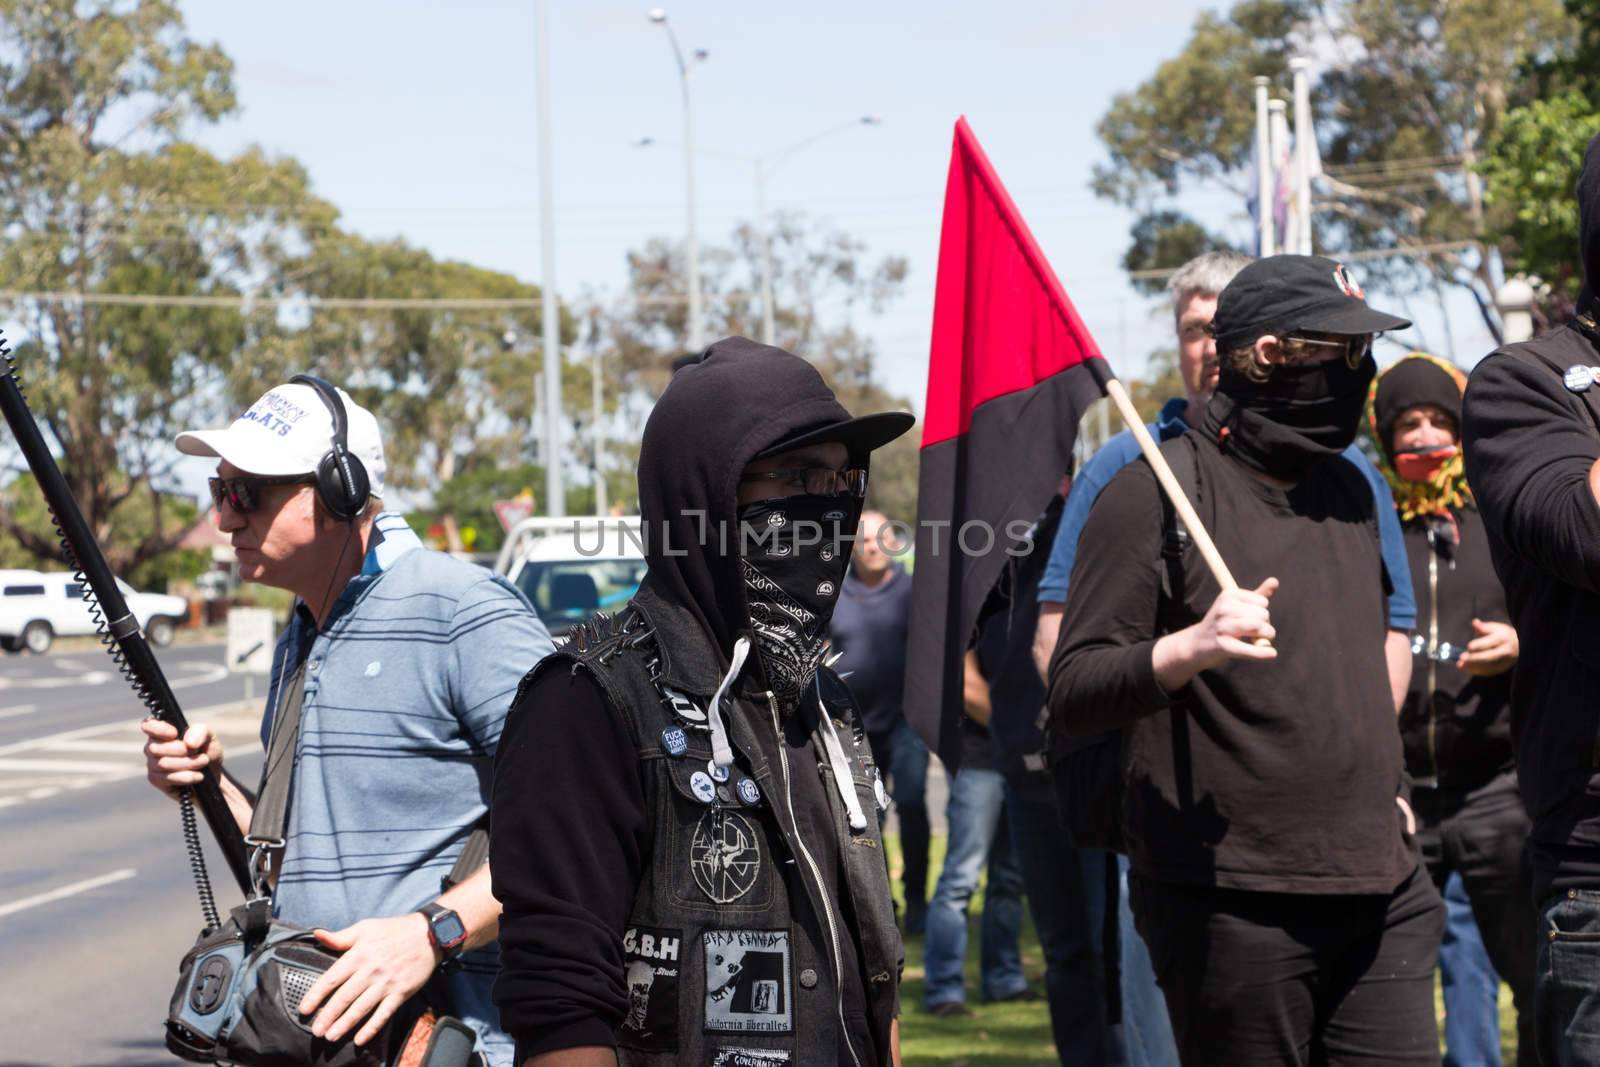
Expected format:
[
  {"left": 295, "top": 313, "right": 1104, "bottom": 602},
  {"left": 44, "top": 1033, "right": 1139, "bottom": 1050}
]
[
  {"left": 490, "top": 338, "right": 898, "bottom": 1062},
  {"left": 1462, "top": 131, "right": 1600, "bottom": 902}
]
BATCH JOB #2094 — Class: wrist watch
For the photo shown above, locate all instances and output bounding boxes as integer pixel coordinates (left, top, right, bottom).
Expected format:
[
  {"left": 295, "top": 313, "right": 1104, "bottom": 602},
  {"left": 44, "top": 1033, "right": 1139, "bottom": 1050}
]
[{"left": 418, "top": 902, "right": 468, "bottom": 962}]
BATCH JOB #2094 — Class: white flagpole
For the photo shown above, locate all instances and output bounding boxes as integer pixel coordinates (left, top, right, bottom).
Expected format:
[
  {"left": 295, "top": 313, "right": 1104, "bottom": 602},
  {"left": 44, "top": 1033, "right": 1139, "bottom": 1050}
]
[
  {"left": 1291, "top": 58, "right": 1315, "bottom": 255},
  {"left": 1254, "top": 76, "right": 1274, "bottom": 256}
]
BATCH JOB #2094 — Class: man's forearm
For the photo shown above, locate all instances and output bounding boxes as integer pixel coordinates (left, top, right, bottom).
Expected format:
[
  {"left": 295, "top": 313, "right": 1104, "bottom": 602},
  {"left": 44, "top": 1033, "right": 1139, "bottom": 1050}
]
[
  {"left": 218, "top": 767, "right": 256, "bottom": 836},
  {"left": 527, "top": 1048, "right": 616, "bottom": 1067},
  {"left": 1033, "top": 604, "right": 1063, "bottom": 685},
  {"left": 434, "top": 862, "right": 501, "bottom": 953},
  {"left": 1384, "top": 629, "right": 1412, "bottom": 714}
]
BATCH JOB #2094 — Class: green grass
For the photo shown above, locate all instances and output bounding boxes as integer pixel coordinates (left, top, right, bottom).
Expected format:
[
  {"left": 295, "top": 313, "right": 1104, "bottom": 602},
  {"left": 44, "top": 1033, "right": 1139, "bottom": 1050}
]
[{"left": 884, "top": 833, "right": 1522, "bottom": 1065}]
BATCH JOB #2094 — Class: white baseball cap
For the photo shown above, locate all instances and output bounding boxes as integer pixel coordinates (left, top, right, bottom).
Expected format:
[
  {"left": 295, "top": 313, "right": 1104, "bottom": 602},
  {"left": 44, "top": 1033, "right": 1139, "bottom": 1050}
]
[{"left": 176, "top": 381, "right": 387, "bottom": 499}]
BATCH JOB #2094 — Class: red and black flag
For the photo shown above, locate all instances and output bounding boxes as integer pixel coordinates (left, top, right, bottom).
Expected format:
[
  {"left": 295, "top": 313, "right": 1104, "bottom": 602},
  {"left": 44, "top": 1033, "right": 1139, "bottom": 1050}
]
[{"left": 904, "top": 117, "right": 1110, "bottom": 769}]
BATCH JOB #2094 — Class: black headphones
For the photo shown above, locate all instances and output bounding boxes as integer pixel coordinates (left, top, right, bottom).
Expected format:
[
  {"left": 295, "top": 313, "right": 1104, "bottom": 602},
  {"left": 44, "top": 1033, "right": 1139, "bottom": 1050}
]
[{"left": 290, "top": 374, "right": 372, "bottom": 523}]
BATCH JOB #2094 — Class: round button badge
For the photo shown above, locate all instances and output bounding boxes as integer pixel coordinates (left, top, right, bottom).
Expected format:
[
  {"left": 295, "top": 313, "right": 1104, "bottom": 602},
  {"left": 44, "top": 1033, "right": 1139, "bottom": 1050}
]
[
  {"left": 736, "top": 777, "right": 762, "bottom": 806},
  {"left": 661, "top": 725, "right": 689, "bottom": 758},
  {"left": 689, "top": 770, "right": 717, "bottom": 804}
]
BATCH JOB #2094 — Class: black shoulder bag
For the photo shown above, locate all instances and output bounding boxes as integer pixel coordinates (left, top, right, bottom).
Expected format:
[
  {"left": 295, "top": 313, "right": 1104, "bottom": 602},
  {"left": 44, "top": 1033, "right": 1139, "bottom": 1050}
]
[{"left": 166, "top": 653, "right": 485, "bottom": 1067}]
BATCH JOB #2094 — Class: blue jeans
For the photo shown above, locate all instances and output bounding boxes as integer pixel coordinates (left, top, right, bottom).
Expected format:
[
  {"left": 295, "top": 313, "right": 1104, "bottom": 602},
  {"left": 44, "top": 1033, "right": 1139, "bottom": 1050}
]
[
  {"left": 923, "top": 766, "right": 1027, "bottom": 1007},
  {"left": 1008, "top": 773, "right": 1124, "bottom": 1064},
  {"left": 869, "top": 720, "right": 931, "bottom": 916},
  {"left": 1537, "top": 887, "right": 1600, "bottom": 1066},
  {"left": 1117, "top": 856, "right": 1180, "bottom": 1067},
  {"left": 1441, "top": 870, "right": 1501, "bottom": 1067}
]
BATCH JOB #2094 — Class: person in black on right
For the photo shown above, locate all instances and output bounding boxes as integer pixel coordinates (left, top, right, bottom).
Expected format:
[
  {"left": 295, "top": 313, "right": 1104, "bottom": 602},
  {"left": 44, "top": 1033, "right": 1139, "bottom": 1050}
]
[
  {"left": 1048, "top": 254, "right": 1443, "bottom": 1064},
  {"left": 1369, "top": 352, "right": 1535, "bottom": 1064},
  {"left": 1462, "top": 131, "right": 1600, "bottom": 1067}
]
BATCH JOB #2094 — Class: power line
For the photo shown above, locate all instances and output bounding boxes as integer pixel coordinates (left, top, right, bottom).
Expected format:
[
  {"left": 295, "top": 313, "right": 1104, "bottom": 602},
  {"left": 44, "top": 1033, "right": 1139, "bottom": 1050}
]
[{"left": 1125, "top": 239, "right": 1481, "bottom": 282}]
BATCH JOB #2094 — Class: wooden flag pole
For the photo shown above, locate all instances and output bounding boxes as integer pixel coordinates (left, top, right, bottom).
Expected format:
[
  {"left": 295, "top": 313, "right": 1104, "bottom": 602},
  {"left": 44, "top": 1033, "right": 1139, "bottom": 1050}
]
[{"left": 1101, "top": 376, "right": 1241, "bottom": 594}]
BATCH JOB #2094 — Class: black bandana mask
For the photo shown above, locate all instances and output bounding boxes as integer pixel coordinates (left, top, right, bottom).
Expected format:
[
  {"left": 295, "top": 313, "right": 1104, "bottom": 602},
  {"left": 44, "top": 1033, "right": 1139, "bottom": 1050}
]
[
  {"left": 737, "top": 494, "right": 858, "bottom": 705},
  {"left": 1204, "top": 354, "right": 1376, "bottom": 479}
]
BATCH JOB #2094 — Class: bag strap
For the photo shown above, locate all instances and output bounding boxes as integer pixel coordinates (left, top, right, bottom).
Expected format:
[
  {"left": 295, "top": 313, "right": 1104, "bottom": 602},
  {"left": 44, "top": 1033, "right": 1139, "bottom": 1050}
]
[
  {"left": 249, "top": 642, "right": 308, "bottom": 849},
  {"left": 441, "top": 822, "right": 489, "bottom": 892},
  {"left": 1156, "top": 436, "right": 1200, "bottom": 614}
]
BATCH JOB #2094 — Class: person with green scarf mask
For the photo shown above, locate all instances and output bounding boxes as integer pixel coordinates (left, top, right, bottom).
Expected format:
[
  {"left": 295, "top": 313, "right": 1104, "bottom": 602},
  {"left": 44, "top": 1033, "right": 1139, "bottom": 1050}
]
[{"left": 1370, "top": 352, "right": 1534, "bottom": 1066}]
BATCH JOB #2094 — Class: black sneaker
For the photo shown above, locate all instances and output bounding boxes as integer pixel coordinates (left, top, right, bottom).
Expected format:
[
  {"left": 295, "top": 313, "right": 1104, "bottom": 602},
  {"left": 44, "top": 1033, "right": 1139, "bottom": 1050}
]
[
  {"left": 903, "top": 899, "right": 928, "bottom": 936},
  {"left": 928, "top": 1001, "right": 972, "bottom": 1018},
  {"left": 987, "top": 988, "right": 1042, "bottom": 1005}
]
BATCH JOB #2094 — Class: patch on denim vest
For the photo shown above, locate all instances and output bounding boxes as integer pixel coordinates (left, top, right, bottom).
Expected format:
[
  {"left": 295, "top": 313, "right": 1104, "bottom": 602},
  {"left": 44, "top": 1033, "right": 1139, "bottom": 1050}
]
[
  {"left": 708, "top": 1048, "right": 791, "bottom": 1066},
  {"left": 703, "top": 929, "right": 793, "bottom": 1033},
  {"left": 619, "top": 925, "right": 682, "bottom": 1052},
  {"left": 691, "top": 811, "right": 763, "bottom": 903}
]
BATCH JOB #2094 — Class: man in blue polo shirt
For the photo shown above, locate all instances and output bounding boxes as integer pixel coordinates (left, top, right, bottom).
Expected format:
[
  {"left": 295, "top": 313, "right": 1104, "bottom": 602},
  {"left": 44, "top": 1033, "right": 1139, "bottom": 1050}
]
[
  {"left": 143, "top": 378, "right": 553, "bottom": 1066},
  {"left": 1028, "top": 251, "right": 1418, "bottom": 1067}
]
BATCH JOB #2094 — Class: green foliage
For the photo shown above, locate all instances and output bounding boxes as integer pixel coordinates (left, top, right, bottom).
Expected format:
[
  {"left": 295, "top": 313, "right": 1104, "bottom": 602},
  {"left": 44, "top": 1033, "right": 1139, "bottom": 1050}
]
[
  {"left": 1094, "top": 0, "right": 1572, "bottom": 317},
  {"left": 1123, "top": 211, "right": 1237, "bottom": 296},
  {"left": 1481, "top": 92, "right": 1600, "bottom": 293},
  {"left": 0, "top": 472, "right": 207, "bottom": 590},
  {"left": 585, "top": 214, "right": 919, "bottom": 525}
]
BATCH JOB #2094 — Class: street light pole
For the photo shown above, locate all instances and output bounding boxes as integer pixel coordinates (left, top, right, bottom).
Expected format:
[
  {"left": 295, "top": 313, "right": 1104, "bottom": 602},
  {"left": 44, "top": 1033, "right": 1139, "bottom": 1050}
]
[
  {"left": 649, "top": 9, "right": 706, "bottom": 353},
  {"left": 535, "top": 0, "right": 563, "bottom": 516}
]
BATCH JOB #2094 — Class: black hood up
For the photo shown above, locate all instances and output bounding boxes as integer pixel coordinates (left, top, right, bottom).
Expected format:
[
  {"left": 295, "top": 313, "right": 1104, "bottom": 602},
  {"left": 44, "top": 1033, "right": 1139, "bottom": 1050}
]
[
  {"left": 1580, "top": 131, "right": 1600, "bottom": 323},
  {"left": 634, "top": 336, "right": 877, "bottom": 682}
]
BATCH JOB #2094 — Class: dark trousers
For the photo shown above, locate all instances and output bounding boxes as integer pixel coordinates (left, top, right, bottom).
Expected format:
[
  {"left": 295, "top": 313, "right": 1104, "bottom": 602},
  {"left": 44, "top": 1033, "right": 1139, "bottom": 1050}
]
[
  {"left": 1415, "top": 773, "right": 1536, "bottom": 1066},
  {"left": 868, "top": 719, "right": 930, "bottom": 914},
  {"left": 1008, "top": 771, "right": 1125, "bottom": 1066},
  {"left": 1538, "top": 887, "right": 1600, "bottom": 1066},
  {"left": 1129, "top": 864, "right": 1444, "bottom": 1066}
]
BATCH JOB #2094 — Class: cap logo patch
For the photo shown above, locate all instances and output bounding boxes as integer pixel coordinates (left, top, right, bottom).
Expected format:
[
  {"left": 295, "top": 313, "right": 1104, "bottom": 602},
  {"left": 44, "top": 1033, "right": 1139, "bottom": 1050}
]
[
  {"left": 237, "top": 392, "right": 310, "bottom": 438},
  {"left": 1332, "top": 264, "right": 1365, "bottom": 300}
]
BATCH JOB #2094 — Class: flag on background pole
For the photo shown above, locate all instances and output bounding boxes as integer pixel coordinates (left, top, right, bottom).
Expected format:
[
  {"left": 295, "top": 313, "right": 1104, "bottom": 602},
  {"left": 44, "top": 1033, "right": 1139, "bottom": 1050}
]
[{"left": 903, "top": 117, "right": 1110, "bottom": 771}]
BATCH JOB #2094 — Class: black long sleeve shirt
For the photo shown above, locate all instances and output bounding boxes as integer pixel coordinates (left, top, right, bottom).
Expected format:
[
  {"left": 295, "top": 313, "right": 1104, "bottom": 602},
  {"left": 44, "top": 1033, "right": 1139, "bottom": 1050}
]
[
  {"left": 1047, "top": 433, "right": 1415, "bottom": 894},
  {"left": 1463, "top": 330, "right": 1600, "bottom": 902}
]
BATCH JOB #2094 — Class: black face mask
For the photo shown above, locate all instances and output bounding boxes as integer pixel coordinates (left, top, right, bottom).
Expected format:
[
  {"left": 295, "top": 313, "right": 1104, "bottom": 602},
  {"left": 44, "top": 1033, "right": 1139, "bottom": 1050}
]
[
  {"left": 737, "top": 494, "right": 858, "bottom": 705},
  {"left": 1204, "top": 354, "right": 1377, "bottom": 479}
]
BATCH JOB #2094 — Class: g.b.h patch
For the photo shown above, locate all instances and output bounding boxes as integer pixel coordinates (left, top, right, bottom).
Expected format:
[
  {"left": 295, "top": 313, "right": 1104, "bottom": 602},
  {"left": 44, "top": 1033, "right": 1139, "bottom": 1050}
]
[{"left": 619, "top": 925, "right": 682, "bottom": 1052}]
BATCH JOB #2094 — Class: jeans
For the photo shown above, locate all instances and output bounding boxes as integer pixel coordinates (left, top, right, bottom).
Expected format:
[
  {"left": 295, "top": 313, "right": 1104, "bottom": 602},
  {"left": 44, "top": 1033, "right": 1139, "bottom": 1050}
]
[
  {"left": 1417, "top": 774, "right": 1536, "bottom": 1065},
  {"left": 1117, "top": 856, "right": 1180, "bottom": 1067},
  {"left": 923, "top": 765, "right": 1027, "bottom": 1007},
  {"left": 1008, "top": 772, "right": 1124, "bottom": 1065},
  {"left": 1538, "top": 887, "right": 1600, "bottom": 1066},
  {"left": 869, "top": 719, "right": 931, "bottom": 916},
  {"left": 1440, "top": 870, "right": 1501, "bottom": 1067},
  {"left": 1130, "top": 865, "right": 1444, "bottom": 1066}
]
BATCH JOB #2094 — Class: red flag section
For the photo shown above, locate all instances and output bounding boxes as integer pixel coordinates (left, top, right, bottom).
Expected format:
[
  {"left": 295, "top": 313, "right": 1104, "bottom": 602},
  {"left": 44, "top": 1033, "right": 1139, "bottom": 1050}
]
[{"left": 905, "top": 117, "right": 1111, "bottom": 770}]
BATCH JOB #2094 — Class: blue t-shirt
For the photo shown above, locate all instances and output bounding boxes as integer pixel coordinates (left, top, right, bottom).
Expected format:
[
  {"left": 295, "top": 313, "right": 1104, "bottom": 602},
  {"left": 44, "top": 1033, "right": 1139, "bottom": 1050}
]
[
  {"left": 260, "top": 513, "right": 555, "bottom": 1067},
  {"left": 828, "top": 563, "right": 913, "bottom": 736},
  {"left": 1037, "top": 397, "right": 1416, "bottom": 631}
]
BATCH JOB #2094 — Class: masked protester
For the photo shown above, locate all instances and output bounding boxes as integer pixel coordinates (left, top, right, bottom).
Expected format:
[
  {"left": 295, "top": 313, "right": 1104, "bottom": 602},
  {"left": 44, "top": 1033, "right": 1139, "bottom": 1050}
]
[
  {"left": 491, "top": 337, "right": 912, "bottom": 1067},
  {"left": 1047, "top": 255, "right": 1443, "bottom": 1064},
  {"left": 1369, "top": 353, "right": 1535, "bottom": 1065},
  {"left": 1463, "top": 131, "right": 1600, "bottom": 1067}
]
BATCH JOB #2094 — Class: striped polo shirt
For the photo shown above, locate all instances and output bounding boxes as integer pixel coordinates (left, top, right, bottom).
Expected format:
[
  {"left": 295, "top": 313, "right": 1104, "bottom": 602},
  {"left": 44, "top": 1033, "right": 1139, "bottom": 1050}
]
[{"left": 259, "top": 513, "right": 554, "bottom": 1066}]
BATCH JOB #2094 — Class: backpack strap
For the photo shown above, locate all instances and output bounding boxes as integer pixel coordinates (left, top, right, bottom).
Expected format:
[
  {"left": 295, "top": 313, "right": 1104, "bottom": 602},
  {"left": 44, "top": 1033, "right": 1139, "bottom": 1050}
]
[{"left": 1155, "top": 436, "right": 1201, "bottom": 618}]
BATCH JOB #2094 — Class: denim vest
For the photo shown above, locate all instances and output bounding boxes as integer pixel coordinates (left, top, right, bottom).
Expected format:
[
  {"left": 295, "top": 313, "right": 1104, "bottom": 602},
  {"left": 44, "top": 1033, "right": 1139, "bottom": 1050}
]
[{"left": 552, "top": 598, "right": 901, "bottom": 1067}]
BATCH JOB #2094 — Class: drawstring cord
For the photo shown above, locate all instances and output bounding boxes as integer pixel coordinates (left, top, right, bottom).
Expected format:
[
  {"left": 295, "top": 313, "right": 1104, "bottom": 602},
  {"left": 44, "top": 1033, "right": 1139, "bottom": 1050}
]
[
  {"left": 707, "top": 637, "right": 750, "bottom": 772},
  {"left": 815, "top": 677, "right": 869, "bottom": 832}
]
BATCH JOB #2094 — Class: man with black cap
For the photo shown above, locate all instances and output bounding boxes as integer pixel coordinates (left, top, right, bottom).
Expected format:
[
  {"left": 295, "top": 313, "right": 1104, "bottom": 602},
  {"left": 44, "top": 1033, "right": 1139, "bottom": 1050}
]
[
  {"left": 1462, "top": 132, "right": 1600, "bottom": 1066},
  {"left": 1049, "top": 255, "right": 1443, "bottom": 1063},
  {"left": 1370, "top": 353, "right": 1533, "bottom": 1063},
  {"left": 490, "top": 336, "right": 911, "bottom": 1066}
]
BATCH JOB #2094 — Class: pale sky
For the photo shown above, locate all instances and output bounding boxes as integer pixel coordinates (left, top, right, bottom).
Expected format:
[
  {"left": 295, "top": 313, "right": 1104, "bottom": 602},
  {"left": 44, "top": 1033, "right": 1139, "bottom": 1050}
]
[
  {"left": 176, "top": 0, "right": 1492, "bottom": 423},
  {"left": 34, "top": 1, "right": 1498, "bottom": 453}
]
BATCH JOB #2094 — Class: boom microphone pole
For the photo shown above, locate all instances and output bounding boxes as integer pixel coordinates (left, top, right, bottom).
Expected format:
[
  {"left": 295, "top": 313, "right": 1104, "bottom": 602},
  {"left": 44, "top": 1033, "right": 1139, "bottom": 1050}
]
[{"left": 0, "top": 333, "right": 251, "bottom": 909}]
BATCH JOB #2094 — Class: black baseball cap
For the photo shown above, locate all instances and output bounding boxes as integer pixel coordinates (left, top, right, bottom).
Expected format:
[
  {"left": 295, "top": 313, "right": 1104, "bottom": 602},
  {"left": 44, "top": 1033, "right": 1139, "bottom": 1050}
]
[
  {"left": 753, "top": 411, "right": 915, "bottom": 460},
  {"left": 1212, "top": 254, "right": 1411, "bottom": 352}
]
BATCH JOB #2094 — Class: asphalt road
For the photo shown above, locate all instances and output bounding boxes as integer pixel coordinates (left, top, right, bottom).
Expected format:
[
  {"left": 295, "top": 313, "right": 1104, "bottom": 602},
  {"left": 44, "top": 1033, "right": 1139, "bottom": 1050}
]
[{"left": 0, "top": 640, "right": 265, "bottom": 1067}]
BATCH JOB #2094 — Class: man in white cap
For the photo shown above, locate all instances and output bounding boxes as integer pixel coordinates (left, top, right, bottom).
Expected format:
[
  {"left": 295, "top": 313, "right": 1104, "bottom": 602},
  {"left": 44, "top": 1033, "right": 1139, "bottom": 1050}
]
[{"left": 142, "top": 376, "right": 554, "bottom": 1066}]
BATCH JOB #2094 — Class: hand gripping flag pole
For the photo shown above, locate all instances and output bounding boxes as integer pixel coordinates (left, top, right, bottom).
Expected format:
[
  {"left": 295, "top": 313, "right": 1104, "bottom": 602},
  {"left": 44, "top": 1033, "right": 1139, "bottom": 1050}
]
[
  {"left": 903, "top": 118, "right": 1250, "bottom": 770},
  {"left": 0, "top": 334, "right": 251, "bottom": 910}
]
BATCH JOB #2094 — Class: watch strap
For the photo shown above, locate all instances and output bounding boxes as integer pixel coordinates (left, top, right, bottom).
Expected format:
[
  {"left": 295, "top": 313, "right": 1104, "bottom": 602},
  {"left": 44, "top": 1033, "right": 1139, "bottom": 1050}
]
[{"left": 418, "top": 902, "right": 467, "bottom": 960}]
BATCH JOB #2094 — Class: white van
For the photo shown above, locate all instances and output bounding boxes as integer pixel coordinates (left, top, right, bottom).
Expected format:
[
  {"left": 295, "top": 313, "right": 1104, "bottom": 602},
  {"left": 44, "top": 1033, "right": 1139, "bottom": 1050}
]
[
  {"left": 494, "top": 517, "right": 647, "bottom": 638},
  {"left": 0, "top": 569, "right": 188, "bottom": 654}
]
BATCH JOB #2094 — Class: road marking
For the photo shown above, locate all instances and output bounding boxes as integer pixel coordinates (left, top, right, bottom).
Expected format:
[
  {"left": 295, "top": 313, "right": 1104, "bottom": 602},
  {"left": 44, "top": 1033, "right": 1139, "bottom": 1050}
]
[
  {"left": 0, "top": 700, "right": 256, "bottom": 813},
  {"left": 0, "top": 868, "right": 138, "bottom": 918},
  {"left": 0, "top": 704, "right": 38, "bottom": 720},
  {"left": 0, "top": 757, "right": 132, "bottom": 774}
]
